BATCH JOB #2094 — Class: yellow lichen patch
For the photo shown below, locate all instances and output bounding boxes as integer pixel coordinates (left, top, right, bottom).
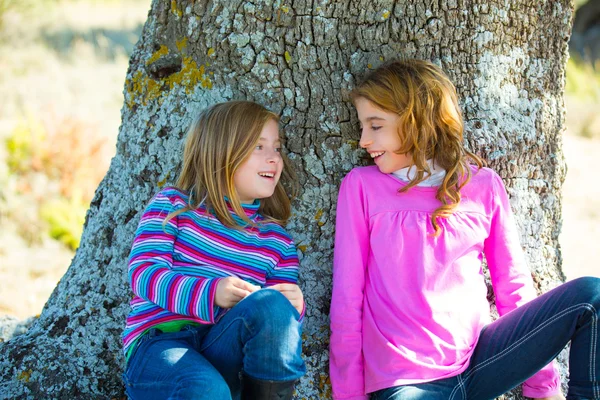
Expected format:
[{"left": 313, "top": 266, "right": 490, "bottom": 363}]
[
  {"left": 157, "top": 177, "right": 168, "bottom": 188},
  {"left": 367, "top": 63, "right": 372, "bottom": 69},
  {"left": 146, "top": 45, "right": 169, "bottom": 66},
  {"left": 166, "top": 56, "right": 213, "bottom": 90},
  {"left": 379, "top": 56, "right": 384, "bottom": 61},
  {"left": 126, "top": 70, "right": 163, "bottom": 108},
  {"left": 128, "top": 54, "right": 213, "bottom": 109},
  {"left": 346, "top": 139, "right": 359, "bottom": 148},
  {"left": 382, "top": 10, "right": 391, "bottom": 20},
  {"left": 314, "top": 209, "right": 323, "bottom": 220},
  {"left": 319, "top": 373, "right": 332, "bottom": 396},
  {"left": 280, "top": 5, "right": 290, "bottom": 13},
  {"left": 284, "top": 51, "right": 292, "bottom": 65},
  {"left": 207, "top": 47, "right": 215, "bottom": 57},
  {"left": 17, "top": 370, "right": 32, "bottom": 383},
  {"left": 176, "top": 38, "right": 188, "bottom": 52},
  {"left": 297, "top": 244, "right": 307, "bottom": 252},
  {"left": 171, "top": 0, "right": 182, "bottom": 18}
]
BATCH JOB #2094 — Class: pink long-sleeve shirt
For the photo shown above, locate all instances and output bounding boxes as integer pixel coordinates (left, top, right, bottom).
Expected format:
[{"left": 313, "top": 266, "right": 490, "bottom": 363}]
[{"left": 329, "top": 165, "right": 559, "bottom": 399}]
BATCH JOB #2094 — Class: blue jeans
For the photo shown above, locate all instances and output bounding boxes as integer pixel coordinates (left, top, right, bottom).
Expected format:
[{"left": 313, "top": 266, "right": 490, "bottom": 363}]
[
  {"left": 371, "top": 277, "right": 600, "bottom": 400},
  {"left": 123, "top": 289, "right": 306, "bottom": 400}
]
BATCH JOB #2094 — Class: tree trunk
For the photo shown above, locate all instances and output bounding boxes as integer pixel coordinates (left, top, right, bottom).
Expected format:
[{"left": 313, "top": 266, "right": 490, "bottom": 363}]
[{"left": 0, "top": 0, "right": 572, "bottom": 398}]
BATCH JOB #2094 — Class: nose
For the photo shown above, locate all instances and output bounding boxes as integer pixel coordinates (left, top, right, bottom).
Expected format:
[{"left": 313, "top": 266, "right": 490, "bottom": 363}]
[
  {"left": 359, "top": 128, "right": 372, "bottom": 149},
  {"left": 266, "top": 148, "right": 280, "bottom": 163}
]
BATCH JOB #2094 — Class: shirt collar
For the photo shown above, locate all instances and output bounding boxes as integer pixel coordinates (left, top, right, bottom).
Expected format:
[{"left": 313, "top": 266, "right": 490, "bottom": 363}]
[{"left": 391, "top": 159, "right": 447, "bottom": 187}]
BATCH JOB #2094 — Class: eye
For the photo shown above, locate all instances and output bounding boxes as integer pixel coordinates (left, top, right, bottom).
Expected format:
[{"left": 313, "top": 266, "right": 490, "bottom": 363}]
[
  {"left": 255, "top": 145, "right": 263, "bottom": 150},
  {"left": 372, "top": 125, "right": 382, "bottom": 131},
  {"left": 275, "top": 147, "right": 282, "bottom": 153}
]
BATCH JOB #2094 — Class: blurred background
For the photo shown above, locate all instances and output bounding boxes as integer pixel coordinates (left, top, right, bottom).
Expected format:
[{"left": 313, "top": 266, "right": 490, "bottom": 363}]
[{"left": 0, "top": 0, "right": 598, "bottom": 319}]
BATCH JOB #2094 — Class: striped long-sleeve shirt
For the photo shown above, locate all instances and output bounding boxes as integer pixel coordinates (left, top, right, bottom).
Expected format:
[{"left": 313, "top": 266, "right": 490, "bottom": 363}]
[{"left": 122, "top": 187, "right": 302, "bottom": 357}]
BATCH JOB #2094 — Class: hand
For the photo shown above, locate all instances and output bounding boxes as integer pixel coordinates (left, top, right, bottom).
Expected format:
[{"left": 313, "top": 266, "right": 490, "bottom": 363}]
[
  {"left": 215, "top": 277, "right": 259, "bottom": 308},
  {"left": 269, "top": 283, "right": 304, "bottom": 315},
  {"left": 531, "top": 394, "right": 566, "bottom": 400}
]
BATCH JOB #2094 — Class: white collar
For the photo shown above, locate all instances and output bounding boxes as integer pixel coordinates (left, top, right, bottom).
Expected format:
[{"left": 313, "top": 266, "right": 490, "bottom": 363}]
[{"left": 391, "top": 159, "right": 447, "bottom": 187}]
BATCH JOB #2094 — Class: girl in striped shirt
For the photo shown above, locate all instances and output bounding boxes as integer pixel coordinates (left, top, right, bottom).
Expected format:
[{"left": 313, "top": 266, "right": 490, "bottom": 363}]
[{"left": 122, "top": 101, "right": 306, "bottom": 400}]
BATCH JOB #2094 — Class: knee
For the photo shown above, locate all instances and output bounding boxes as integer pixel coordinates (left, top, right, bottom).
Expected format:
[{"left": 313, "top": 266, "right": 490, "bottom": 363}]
[
  {"left": 242, "top": 289, "right": 300, "bottom": 331},
  {"left": 569, "top": 276, "right": 600, "bottom": 307}
]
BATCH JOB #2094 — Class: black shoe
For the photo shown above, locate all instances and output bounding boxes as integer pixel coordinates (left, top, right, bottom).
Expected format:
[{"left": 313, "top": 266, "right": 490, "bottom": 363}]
[{"left": 240, "top": 372, "right": 297, "bottom": 400}]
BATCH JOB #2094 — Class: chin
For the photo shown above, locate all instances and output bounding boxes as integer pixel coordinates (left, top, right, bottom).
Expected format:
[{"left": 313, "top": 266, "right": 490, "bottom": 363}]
[{"left": 376, "top": 166, "right": 393, "bottom": 174}]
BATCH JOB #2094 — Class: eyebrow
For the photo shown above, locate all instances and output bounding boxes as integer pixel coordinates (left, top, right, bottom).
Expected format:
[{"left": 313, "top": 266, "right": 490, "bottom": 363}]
[
  {"left": 365, "top": 116, "right": 386, "bottom": 122},
  {"left": 258, "top": 137, "right": 281, "bottom": 143}
]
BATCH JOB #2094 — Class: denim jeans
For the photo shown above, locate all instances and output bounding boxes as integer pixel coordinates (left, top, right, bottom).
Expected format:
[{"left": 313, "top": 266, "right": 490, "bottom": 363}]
[
  {"left": 123, "top": 289, "right": 306, "bottom": 400},
  {"left": 371, "top": 277, "right": 600, "bottom": 400}
]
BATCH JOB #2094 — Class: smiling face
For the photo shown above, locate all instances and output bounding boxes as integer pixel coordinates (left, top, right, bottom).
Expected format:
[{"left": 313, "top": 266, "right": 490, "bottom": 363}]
[
  {"left": 233, "top": 119, "right": 283, "bottom": 204},
  {"left": 355, "top": 96, "right": 413, "bottom": 174}
]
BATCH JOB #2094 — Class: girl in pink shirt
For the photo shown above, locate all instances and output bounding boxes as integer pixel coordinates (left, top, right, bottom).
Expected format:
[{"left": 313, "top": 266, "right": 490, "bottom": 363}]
[{"left": 329, "top": 59, "right": 600, "bottom": 400}]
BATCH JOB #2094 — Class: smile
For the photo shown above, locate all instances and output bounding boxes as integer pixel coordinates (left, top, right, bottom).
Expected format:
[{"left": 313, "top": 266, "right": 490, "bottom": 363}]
[{"left": 369, "top": 151, "right": 385, "bottom": 158}]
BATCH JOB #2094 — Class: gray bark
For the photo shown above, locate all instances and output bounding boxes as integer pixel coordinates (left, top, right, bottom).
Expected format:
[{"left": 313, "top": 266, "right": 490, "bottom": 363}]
[{"left": 0, "top": 0, "right": 572, "bottom": 398}]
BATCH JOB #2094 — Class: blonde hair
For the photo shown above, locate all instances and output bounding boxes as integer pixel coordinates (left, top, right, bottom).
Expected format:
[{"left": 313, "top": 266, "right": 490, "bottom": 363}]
[
  {"left": 351, "top": 59, "right": 483, "bottom": 235},
  {"left": 165, "top": 101, "right": 296, "bottom": 228}
]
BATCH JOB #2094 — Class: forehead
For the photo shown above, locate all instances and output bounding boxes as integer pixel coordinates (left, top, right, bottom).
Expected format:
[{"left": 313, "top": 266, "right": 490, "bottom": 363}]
[
  {"left": 258, "top": 119, "right": 280, "bottom": 141},
  {"left": 354, "top": 97, "right": 396, "bottom": 121}
]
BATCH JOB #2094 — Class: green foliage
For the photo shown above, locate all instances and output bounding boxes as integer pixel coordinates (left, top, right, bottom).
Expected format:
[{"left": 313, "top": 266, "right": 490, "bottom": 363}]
[
  {"left": 565, "top": 57, "right": 600, "bottom": 101},
  {"left": 40, "top": 196, "right": 86, "bottom": 250},
  {"left": 4, "top": 115, "right": 109, "bottom": 249},
  {"left": 5, "top": 118, "right": 46, "bottom": 175}
]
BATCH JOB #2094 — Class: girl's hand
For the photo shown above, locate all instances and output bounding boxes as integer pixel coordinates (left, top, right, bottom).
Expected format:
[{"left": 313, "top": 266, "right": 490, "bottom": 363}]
[
  {"left": 215, "top": 277, "right": 259, "bottom": 308},
  {"left": 269, "top": 283, "right": 304, "bottom": 315}
]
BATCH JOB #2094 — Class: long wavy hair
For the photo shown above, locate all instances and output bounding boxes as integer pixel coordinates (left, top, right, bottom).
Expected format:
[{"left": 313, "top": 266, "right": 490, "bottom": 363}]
[
  {"left": 350, "top": 59, "right": 483, "bottom": 235},
  {"left": 165, "top": 101, "right": 297, "bottom": 228}
]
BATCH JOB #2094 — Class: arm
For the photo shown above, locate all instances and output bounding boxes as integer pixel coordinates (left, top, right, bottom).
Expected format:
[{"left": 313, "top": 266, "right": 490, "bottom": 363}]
[
  {"left": 128, "top": 190, "right": 220, "bottom": 323},
  {"left": 266, "top": 239, "right": 305, "bottom": 319},
  {"left": 329, "top": 172, "right": 369, "bottom": 400},
  {"left": 484, "top": 173, "right": 561, "bottom": 398}
]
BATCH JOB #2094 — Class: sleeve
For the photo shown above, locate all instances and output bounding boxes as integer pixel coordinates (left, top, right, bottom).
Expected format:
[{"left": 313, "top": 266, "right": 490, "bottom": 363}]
[
  {"left": 329, "top": 171, "right": 369, "bottom": 400},
  {"left": 128, "top": 190, "right": 221, "bottom": 323},
  {"left": 483, "top": 172, "right": 561, "bottom": 398},
  {"left": 265, "top": 238, "right": 305, "bottom": 321}
]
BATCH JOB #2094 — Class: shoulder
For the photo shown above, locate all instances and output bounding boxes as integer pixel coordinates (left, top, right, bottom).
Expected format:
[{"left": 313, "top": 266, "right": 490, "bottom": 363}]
[
  {"left": 142, "top": 187, "right": 190, "bottom": 216},
  {"left": 462, "top": 166, "right": 508, "bottom": 210},
  {"left": 343, "top": 165, "right": 382, "bottom": 181},
  {"left": 340, "top": 166, "right": 384, "bottom": 190},
  {"left": 466, "top": 165, "right": 503, "bottom": 189},
  {"left": 152, "top": 187, "right": 189, "bottom": 207}
]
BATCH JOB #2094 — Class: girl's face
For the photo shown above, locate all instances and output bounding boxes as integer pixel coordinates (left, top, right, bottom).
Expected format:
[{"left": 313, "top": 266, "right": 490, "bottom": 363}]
[
  {"left": 233, "top": 119, "right": 283, "bottom": 204},
  {"left": 355, "top": 97, "right": 412, "bottom": 174}
]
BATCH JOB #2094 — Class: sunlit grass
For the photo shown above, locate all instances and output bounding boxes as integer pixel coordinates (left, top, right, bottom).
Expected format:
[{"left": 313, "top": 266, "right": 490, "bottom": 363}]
[
  {"left": 4, "top": 114, "right": 110, "bottom": 249},
  {"left": 565, "top": 56, "right": 600, "bottom": 101}
]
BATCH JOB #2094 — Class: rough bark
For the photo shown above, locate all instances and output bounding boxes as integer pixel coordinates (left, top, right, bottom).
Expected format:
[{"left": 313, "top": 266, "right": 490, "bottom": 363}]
[{"left": 0, "top": 0, "right": 572, "bottom": 398}]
